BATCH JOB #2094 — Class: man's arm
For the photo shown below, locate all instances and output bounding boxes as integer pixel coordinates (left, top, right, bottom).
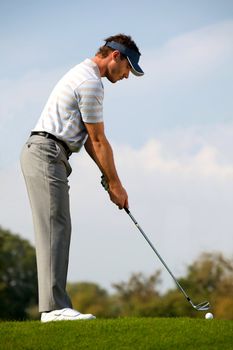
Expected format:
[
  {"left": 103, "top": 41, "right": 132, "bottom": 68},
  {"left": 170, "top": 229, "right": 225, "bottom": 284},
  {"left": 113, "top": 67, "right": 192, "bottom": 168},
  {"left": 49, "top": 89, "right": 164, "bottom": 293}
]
[{"left": 84, "top": 122, "right": 128, "bottom": 209}]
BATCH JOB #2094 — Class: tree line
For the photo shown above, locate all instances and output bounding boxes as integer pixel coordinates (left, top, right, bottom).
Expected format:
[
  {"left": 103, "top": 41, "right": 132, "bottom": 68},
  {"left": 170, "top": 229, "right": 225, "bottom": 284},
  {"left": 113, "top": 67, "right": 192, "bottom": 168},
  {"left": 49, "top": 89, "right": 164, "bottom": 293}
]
[{"left": 0, "top": 227, "right": 232, "bottom": 320}]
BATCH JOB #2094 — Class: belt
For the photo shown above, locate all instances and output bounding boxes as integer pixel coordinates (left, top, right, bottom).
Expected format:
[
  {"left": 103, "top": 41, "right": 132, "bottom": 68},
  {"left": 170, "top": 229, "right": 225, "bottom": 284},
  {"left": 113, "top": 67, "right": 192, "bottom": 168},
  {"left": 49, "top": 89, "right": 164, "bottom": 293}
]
[{"left": 30, "top": 131, "right": 72, "bottom": 157}]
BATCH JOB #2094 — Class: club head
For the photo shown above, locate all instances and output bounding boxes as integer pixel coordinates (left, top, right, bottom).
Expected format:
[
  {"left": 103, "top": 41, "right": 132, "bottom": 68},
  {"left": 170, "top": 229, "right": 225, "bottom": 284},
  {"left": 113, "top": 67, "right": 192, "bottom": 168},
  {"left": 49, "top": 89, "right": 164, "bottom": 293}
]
[{"left": 194, "top": 301, "right": 210, "bottom": 311}]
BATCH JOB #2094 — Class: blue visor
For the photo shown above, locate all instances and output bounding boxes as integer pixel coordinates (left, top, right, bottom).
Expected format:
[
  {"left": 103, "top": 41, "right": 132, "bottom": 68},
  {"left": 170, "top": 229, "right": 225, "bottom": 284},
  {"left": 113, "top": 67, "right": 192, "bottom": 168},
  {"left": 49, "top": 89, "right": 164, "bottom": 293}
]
[{"left": 105, "top": 41, "right": 144, "bottom": 77}]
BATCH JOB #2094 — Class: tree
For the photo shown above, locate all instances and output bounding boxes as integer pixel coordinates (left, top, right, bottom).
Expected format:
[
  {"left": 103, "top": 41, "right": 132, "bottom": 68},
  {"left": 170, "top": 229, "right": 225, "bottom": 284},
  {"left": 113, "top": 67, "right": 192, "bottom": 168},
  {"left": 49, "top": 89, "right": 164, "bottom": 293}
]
[
  {"left": 161, "top": 252, "right": 233, "bottom": 319},
  {"left": 111, "top": 253, "right": 233, "bottom": 319},
  {"left": 67, "top": 282, "right": 111, "bottom": 317},
  {"left": 112, "top": 271, "right": 161, "bottom": 317},
  {"left": 190, "top": 252, "right": 233, "bottom": 319},
  {"left": 0, "top": 227, "right": 38, "bottom": 320}
]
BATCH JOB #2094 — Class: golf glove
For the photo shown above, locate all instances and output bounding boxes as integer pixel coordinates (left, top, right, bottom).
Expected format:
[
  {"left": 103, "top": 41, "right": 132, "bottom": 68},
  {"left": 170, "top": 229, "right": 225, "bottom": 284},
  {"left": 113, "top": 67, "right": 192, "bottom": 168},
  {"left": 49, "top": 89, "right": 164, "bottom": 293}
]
[{"left": 101, "top": 175, "right": 109, "bottom": 191}]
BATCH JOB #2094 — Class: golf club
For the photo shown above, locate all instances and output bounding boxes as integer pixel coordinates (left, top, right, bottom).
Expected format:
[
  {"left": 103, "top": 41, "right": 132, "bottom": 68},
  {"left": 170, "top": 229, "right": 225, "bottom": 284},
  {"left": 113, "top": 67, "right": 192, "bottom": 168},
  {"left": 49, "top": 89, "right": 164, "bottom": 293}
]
[
  {"left": 124, "top": 207, "right": 210, "bottom": 311},
  {"left": 100, "top": 175, "right": 210, "bottom": 311}
]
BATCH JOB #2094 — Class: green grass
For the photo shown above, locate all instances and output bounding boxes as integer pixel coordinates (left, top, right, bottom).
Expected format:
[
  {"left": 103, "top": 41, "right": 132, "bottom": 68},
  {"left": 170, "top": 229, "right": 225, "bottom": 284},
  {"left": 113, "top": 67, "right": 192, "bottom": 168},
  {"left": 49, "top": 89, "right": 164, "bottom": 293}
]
[{"left": 0, "top": 318, "right": 232, "bottom": 350}]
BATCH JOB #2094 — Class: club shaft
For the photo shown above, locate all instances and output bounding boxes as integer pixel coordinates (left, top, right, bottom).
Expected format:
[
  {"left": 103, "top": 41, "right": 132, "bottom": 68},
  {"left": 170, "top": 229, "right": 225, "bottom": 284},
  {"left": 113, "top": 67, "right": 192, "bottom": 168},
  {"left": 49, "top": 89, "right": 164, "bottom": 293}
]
[{"left": 124, "top": 208, "right": 190, "bottom": 301}]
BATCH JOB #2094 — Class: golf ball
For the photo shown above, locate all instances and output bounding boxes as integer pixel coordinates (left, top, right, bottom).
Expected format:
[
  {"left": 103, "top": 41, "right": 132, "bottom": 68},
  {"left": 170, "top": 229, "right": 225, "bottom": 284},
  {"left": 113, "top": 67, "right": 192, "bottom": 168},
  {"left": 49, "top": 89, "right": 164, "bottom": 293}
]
[{"left": 205, "top": 312, "right": 214, "bottom": 319}]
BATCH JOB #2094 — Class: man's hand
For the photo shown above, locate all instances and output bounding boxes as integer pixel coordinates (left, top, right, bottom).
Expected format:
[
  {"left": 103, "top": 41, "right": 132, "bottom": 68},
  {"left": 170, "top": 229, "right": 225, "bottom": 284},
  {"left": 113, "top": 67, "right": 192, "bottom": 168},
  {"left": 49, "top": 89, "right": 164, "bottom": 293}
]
[
  {"left": 108, "top": 182, "right": 128, "bottom": 209},
  {"left": 101, "top": 175, "right": 128, "bottom": 209}
]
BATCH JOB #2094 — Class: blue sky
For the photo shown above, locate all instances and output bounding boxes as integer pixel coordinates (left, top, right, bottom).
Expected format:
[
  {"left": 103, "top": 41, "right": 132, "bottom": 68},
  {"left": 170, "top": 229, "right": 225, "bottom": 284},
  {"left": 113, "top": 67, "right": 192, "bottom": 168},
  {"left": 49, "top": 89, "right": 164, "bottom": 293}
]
[
  {"left": 1, "top": 0, "right": 233, "bottom": 292},
  {"left": 1, "top": 1, "right": 233, "bottom": 155}
]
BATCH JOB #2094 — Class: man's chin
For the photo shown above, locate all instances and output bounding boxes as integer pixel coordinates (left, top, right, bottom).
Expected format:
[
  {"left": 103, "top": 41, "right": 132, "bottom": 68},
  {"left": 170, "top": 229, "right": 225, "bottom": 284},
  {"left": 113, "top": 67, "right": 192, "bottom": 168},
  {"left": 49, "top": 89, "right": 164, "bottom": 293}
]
[
  {"left": 106, "top": 75, "right": 118, "bottom": 84},
  {"left": 107, "top": 78, "right": 117, "bottom": 84}
]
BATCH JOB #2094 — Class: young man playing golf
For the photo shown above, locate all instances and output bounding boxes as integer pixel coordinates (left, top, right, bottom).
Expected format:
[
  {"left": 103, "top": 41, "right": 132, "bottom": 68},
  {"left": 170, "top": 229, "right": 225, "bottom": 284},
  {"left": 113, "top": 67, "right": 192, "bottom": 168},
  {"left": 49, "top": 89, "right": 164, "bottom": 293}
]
[{"left": 21, "top": 34, "right": 144, "bottom": 322}]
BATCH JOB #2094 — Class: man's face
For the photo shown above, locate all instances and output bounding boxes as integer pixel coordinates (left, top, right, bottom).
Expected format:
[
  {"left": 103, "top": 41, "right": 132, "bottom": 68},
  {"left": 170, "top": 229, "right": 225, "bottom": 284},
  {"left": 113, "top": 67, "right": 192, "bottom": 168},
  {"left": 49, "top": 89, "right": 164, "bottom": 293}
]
[{"left": 106, "top": 52, "right": 131, "bottom": 83}]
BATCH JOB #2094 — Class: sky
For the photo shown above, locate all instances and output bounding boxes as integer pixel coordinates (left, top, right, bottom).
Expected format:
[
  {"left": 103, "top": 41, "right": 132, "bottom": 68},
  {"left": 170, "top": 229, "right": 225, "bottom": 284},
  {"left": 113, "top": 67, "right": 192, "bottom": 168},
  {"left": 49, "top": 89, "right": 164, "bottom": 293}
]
[{"left": 1, "top": 0, "right": 233, "bottom": 293}]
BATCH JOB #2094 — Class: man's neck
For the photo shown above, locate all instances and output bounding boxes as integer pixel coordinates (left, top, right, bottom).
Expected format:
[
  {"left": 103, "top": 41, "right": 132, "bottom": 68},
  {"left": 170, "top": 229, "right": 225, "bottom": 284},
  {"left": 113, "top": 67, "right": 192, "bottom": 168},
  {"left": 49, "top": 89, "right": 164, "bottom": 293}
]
[{"left": 92, "top": 56, "right": 109, "bottom": 77}]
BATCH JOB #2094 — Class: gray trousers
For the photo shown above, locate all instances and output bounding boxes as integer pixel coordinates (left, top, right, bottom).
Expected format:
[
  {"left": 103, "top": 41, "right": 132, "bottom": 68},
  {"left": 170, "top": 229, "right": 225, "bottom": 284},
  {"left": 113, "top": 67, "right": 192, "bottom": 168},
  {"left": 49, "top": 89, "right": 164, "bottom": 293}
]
[{"left": 20, "top": 135, "right": 73, "bottom": 312}]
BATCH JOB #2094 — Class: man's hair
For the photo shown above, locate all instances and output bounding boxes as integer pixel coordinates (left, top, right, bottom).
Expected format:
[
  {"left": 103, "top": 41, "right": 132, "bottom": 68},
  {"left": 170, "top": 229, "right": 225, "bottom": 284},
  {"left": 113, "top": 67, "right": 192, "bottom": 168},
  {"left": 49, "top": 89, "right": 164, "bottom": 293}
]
[{"left": 96, "top": 34, "right": 141, "bottom": 58}]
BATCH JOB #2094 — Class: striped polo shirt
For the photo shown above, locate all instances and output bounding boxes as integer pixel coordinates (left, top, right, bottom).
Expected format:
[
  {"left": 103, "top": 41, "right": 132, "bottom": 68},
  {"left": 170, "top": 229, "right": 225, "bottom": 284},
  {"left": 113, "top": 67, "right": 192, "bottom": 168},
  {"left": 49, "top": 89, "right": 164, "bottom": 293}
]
[{"left": 33, "top": 59, "right": 104, "bottom": 152}]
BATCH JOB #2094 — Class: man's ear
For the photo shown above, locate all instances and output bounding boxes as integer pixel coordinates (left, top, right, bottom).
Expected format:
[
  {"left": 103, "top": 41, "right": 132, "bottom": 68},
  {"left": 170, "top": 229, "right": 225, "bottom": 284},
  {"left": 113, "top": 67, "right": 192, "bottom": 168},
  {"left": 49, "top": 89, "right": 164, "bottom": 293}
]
[{"left": 112, "top": 50, "right": 121, "bottom": 62}]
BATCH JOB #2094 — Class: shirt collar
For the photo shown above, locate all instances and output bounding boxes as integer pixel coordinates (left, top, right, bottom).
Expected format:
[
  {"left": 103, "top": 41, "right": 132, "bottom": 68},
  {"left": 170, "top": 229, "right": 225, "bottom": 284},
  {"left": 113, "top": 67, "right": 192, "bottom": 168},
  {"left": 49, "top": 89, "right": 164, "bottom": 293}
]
[{"left": 84, "top": 58, "right": 101, "bottom": 78}]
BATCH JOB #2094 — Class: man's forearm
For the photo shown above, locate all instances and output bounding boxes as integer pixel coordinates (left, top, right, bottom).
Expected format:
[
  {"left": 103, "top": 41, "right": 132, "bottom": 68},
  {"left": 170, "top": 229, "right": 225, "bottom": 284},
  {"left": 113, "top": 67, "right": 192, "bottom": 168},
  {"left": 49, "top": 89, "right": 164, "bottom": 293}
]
[
  {"left": 84, "top": 136, "right": 121, "bottom": 185},
  {"left": 84, "top": 122, "right": 128, "bottom": 209}
]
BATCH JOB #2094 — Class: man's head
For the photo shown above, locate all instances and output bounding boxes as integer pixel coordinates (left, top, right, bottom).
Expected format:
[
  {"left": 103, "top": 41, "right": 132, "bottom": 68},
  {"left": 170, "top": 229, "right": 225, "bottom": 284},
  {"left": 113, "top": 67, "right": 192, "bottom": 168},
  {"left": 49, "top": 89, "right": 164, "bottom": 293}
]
[{"left": 95, "top": 34, "right": 144, "bottom": 83}]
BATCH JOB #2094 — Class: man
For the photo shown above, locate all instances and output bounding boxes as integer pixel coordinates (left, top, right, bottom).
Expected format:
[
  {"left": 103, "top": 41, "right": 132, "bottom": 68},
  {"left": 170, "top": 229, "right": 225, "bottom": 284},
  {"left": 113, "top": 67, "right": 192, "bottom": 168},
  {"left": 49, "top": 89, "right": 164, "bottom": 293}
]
[{"left": 20, "top": 34, "right": 144, "bottom": 322}]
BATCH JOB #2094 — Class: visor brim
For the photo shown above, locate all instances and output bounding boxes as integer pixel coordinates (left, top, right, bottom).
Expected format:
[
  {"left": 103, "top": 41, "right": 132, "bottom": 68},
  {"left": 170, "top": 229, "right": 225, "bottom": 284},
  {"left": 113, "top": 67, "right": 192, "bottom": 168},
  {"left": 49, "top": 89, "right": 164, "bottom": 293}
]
[{"left": 127, "top": 57, "right": 144, "bottom": 76}]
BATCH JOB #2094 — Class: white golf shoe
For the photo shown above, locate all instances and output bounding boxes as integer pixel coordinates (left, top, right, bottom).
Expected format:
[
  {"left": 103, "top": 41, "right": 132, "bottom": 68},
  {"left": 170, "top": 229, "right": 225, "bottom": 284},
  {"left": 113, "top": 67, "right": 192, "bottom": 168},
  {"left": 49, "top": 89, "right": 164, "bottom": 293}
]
[{"left": 41, "top": 308, "right": 96, "bottom": 322}]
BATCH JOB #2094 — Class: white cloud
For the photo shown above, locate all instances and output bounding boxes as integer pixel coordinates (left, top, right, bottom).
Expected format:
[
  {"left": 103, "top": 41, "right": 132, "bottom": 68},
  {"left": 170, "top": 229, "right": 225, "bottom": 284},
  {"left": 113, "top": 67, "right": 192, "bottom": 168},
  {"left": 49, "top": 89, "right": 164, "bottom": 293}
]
[
  {"left": 0, "top": 69, "right": 62, "bottom": 128},
  {"left": 145, "top": 20, "right": 233, "bottom": 81},
  {"left": 103, "top": 20, "right": 233, "bottom": 139},
  {"left": 115, "top": 123, "right": 233, "bottom": 179},
  {"left": 1, "top": 19, "right": 233, "bottom": 291},
  {"left": 2, "top": 19, "right": 232, "bottom": 128},
  {"left": 1, "top": 123, "right": 232, "bottom": 291}
]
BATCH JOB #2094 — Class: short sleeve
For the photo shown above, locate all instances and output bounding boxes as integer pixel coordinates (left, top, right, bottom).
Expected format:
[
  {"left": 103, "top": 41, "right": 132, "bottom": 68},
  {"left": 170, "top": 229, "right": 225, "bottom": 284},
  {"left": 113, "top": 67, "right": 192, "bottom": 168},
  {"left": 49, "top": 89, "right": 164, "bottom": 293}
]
[{"left": 77, "top": 79, "right": 104, "bottom": 123}]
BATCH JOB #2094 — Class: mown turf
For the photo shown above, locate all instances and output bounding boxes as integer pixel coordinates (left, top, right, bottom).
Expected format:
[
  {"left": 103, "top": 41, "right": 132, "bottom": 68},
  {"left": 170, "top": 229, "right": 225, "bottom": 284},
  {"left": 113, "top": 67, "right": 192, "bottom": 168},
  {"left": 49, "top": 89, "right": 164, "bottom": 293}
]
[{"left": 0, "top": 318, "right": 232, "bottom": 350}]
